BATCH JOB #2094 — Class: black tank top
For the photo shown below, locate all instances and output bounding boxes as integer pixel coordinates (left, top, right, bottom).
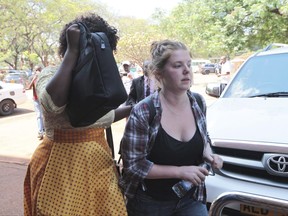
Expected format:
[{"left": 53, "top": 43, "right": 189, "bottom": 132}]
[{"left": 144, "top": 124, "right": 204, "bottom": 200}]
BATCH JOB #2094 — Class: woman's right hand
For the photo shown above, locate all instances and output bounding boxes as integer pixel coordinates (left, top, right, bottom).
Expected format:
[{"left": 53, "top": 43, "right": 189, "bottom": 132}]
[
  {"left": 179, "top": 165, "right": 209, "bottom": 186},
  {"left": 66, "top": 24, "right": 80, "bottom": 54},
  {"left": 45, "top": 23, "right": 81, "bottom": 107}
]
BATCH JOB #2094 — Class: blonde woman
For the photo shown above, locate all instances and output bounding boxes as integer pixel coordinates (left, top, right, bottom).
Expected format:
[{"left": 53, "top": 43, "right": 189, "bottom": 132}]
[{"left": 120, "top": 40, "right": 223, "bottom": 216}]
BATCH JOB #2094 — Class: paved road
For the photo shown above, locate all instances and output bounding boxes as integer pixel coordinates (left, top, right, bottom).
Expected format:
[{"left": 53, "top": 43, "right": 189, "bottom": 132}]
[
  {"left": 0, "top": 162, "right": 27, "bottom": 216},
  {"left": 0, "top": 72, "right": 218, "bottom": 215}
]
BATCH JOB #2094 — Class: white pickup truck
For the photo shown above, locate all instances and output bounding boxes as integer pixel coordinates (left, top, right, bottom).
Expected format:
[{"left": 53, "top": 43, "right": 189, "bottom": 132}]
[{"left": 205, "top": 43, "right": 288, "bottom": 216}]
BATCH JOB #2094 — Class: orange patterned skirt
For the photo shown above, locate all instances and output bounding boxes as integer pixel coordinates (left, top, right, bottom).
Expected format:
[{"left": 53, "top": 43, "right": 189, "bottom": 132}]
[{"left": 24, "top": 128, "right": 127, "bottom": 216}]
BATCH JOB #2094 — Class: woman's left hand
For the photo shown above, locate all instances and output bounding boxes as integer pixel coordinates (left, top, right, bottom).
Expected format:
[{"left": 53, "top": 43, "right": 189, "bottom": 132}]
[
  {"left": 203, "top": 153, "right": 223, "bottom": 170},
  {"left": 210, "top": 154, "right": 223, "bottom": 170}
]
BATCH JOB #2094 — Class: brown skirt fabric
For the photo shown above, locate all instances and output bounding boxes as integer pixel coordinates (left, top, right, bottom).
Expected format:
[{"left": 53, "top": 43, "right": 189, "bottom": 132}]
[{"left": 24, "top": 128, "right": 127, "bottom": 216}]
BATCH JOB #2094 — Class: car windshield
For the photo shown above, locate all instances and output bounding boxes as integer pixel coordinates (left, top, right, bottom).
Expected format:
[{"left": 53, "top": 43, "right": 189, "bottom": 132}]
[{"left": 223, "top": 53, "right": 288, "bottom": 98}]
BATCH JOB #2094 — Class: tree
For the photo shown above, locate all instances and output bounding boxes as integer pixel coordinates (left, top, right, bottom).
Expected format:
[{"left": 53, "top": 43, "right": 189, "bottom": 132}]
[
  {"left": 0, "top": 0, "right": 107, "bottom": 69},
  {"left": 215, "top": 0, "right": 288, "bottom": 51},
  {"left": 0, "top": 0, "right": 30, "bottom": 69},
  {"left": 1, "top": 0, "right": 287, "bottom": 70},
  {"left": 114, "top": 17, "right": 167, "bottom": 65},
  {"left": 154, "top": 0, "right": 225, "bottom": 58},
  {"left": 155, "top": 0, "right": 288, "bottom": 57}
]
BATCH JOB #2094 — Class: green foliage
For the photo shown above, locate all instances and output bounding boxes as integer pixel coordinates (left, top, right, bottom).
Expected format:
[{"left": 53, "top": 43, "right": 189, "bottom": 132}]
[
  {"left": 0, "top": 0, "right": 106, "bottom": 69},
  {"left": 0, "top": 0, "right": 287, "bottom": 69},
  {"left": 114, "top": 17, "right": 167, "bottom": 65},
  {"left": 154, "top": 0, "right": 288, "bottom": 57}
]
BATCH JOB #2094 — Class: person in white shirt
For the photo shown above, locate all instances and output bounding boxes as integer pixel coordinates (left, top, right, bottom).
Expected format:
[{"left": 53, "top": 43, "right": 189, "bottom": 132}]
[
  {"left": 218, "top": 56, "right": 232, "bottom": 77},
  {"left": 218, "top": 56, "right": 232, "bottom": 92}
]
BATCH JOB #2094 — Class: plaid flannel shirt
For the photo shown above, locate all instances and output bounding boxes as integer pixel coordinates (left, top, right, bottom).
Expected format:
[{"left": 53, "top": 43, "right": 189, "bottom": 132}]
[{"left": 119, "top": 90, "right": 211, "bottom": 203}]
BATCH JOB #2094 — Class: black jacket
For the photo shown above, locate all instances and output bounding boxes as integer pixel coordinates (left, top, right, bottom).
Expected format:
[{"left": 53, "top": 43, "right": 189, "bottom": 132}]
[{"left": 125, "top": 75, "right": 145, "bottom": 106}]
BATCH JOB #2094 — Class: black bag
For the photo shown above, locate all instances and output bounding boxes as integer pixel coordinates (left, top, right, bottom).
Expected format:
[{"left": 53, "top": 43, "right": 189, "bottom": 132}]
[{"left": 66, "top": 22, "right": 127, "bottom": 127}]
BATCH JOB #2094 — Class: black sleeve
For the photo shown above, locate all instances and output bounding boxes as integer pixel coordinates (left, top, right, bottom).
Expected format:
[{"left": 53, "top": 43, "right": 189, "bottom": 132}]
[{"left": 125, "top": 79, "right": 137, "bottom": 106}]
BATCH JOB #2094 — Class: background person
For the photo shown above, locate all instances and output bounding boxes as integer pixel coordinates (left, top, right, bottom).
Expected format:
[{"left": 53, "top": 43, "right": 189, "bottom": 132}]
[
  {"left": 26, "top": 66, "right": 45, "bottom": 140},
  {"left": 122, "top": 61, "right": 131, "bottom": 74},
  {"left": 24, "top": 13, "right": 129, "bottom": 216},
  {"left": 217, "top": 55, "right": 232, "bottom": 92},
  {"left": 217, "top": 55, "right": 232, "bottom": 77},
  {"left": 120, "top": 61, "right": 133, "bottom": 94},
  {"left": 125, "top": 60, "right": 156, "bottom": 106},
  {"left": 120, "top": 40, "right": 223, "bottom": 216}
]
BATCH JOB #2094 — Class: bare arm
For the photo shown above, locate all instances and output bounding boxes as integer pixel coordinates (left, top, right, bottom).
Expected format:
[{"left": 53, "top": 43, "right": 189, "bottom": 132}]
[
  {"left": 46, "top": 24, "right": 80, "bottom": 107},
  {"left": 113, "top": 105, "right": 132, "bottom": 122},
  {"left": 26, "top": 75, "right": 37, "bottom": 90}
]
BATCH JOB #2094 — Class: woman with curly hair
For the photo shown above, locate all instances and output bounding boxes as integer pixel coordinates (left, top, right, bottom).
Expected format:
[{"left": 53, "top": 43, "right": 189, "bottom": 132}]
[{"left": 24, "top": 13, "right": 129, "bottom": 216}]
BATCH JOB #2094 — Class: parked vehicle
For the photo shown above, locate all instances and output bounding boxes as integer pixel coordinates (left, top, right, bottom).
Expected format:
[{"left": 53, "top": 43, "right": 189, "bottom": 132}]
[
  {"left": 205, "top": 43, "right": 288, "bottom": 215},
  {"left": 3, "top": 70, "right": 30, "bottom": 89},
  {"left": 0, "top": 81, "right": 27, "bottom": 115},
  {"left": 191, "top": 59, "right": 211, "bottom": 73},
  {"left": 200, "top": 63, "right": 217, "bottom": 75}
]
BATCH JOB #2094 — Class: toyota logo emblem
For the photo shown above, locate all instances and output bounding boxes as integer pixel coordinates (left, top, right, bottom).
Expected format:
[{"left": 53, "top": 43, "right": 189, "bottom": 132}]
[{"left": 263, "top": 154, "right": 288, "bottom": 177}]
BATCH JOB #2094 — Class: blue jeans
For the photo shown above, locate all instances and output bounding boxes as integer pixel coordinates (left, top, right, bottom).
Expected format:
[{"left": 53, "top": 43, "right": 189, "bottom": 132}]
[
  {"left": 33, "top": 100, "right": 44, "bottom": 134},
  {"left": 127, "top": 189, "right": 208, "bottom": 216}
]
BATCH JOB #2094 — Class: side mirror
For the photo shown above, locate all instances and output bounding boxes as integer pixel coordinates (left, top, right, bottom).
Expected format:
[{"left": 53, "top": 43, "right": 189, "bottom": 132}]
[{"left": 205, "top": 83, "right": 223, "bottom": 97}]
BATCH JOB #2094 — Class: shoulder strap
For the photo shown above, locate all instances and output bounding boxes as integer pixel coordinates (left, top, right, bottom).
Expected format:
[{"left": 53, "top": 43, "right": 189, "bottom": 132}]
[
  {"left": 142, "top": 96, "right": 156, "bottom": 125},
  {"left": 106, "top": 127, "right": 115, "bottom": 158},
  {"left": 192, "top": 92, "right": 205, "bottom": 114},
  {"left": 78, "top": 22, "right": 90, "bottom": 34}
]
